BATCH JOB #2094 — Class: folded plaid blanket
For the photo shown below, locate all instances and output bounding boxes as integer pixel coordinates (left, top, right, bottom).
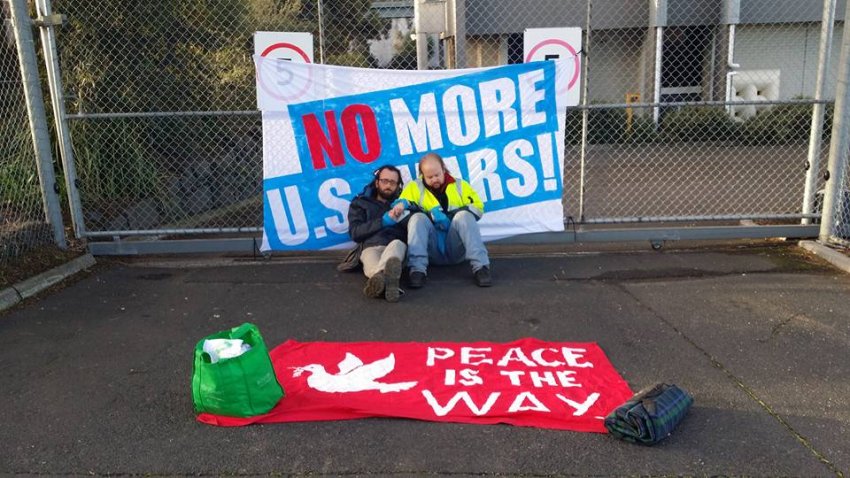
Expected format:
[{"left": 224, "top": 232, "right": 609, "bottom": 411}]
[{"left": 604, "top": 383, "right": 693, "bottom": 445}]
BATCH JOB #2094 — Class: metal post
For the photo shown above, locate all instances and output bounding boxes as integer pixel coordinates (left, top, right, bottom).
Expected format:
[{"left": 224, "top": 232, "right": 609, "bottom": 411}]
[
  {"left": 650, "top": 0, "right": 667, "bottom": 126},
  {"left": 725, "top": 24, "right": 740, "bottom": 116},
  {"left": 416, "top": 34, "right": 429, "bottom": 70},
  {"left": 722, "top": 0, "right": 741, "bottom": 116},
  {"left": 7, "top": 0, "right": 66, "bottom": 248},
  {"left": 414, "top": 0, "right": 428, "bottom": 70},
  {"left": 317, "top": 0, "right": 325, "bottom": 64},
  {"left": 33, "top": 0, "right": 86, "bottom": 239},
  {"left": 454, "top": 0, "right": 466, "bottom": 68},
  {"left": 801, "top": 0, "right": 837, "bottom": 224},
  {"left": 819, "top": 0, "right": 850, "bottom": 242},
  {"left": 652, "top": 26, "right": 663, "bottom": 125},
  {"left": 578, "top": 0, "right": 592, "bottom": 222}
]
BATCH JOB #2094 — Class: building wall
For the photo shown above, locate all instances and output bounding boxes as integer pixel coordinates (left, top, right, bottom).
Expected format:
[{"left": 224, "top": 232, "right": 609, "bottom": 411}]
[
  {"left": 466, "top": 35, "right": 505, "bottom": 67},
  {"left": 586, "top": 29, "right": 646, "bottom": 103},
  {"left": 459, "top": 20, "right": 847, "bottom": 104},
  {"left": 464, "top": 0, "right": 646, "bottom": 35},
  {"left": 734, "top": 22, "right": 845, "bottom": 100},
  {"left": 462, "top": 0, "right": 845, "bottom": 35},
  {"left": 740, "top": 0, "right": 846, "bottom": 24}
]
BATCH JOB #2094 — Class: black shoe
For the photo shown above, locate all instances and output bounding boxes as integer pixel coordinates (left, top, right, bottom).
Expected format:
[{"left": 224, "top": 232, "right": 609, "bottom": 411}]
[
  {"left": 474, "top": 266, "right": 492, "bottom": 287},
  {"left": 363, "top": 272, "right": 386, "bottom": 298},
  {"left": 384, "top": 258, "right": 402, "bottom": 303},
  {"left": 408, "top": 270, "right": 426, "bottom": 289}
]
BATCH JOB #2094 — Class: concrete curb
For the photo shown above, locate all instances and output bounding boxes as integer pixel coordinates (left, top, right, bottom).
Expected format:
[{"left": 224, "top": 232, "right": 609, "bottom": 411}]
[
  {"left": 0, "top": 254, "right": 97, "bottom": 313},
  {"left": 798, "top": 240, "right": 850, "bottom": 274}
]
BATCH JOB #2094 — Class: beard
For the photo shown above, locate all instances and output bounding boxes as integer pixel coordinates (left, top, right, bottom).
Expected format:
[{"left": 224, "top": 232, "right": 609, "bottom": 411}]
[{"left": 377, "top": 187, "right": 397, "bottom": 201}]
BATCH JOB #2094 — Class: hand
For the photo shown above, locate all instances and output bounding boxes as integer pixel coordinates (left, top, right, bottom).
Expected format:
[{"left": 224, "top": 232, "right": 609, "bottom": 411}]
[
  {"left": 430, "top": 208, "right": 450, "bottom": 231},
  {"left": 381, "top": 211, "right": 398, "bottom": 227},
  {"left": 390, "top": 203, "right": 406, "bottom": 220}
]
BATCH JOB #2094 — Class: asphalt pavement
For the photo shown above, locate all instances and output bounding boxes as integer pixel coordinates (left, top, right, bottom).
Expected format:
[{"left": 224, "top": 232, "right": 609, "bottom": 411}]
[{"left": 0, "top": 241, "right": 848, "bottom": 477}]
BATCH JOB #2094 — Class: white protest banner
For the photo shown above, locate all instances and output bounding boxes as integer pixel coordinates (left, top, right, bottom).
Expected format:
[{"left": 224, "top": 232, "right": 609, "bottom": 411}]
[{"left": 254, "top": 59, "right": 570, "bottom": 251}]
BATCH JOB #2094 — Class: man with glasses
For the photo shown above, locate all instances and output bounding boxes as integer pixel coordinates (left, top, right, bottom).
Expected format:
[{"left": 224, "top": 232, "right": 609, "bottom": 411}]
[
  {"left": 390, "top": 153, "right": 492, "bottom": 288},
  {"left": 345, "top": 165, "right": 409, "bottom": 302}
]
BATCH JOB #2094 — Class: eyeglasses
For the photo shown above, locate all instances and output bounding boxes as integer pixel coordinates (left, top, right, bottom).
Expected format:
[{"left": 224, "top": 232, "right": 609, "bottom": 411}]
[{"left": 378, "top": 178, "right": 399, "bottom": 186}]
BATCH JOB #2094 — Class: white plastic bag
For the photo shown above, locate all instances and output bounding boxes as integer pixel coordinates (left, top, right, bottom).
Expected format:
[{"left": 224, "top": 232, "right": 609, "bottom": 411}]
[{"left": 203, "top": 338, "right": 252, "bottom": 363}]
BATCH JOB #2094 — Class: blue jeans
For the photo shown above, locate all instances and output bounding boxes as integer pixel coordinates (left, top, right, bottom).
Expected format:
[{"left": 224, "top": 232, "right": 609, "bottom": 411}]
[{"left": 407, "top": 211, "right": 490, "bottom": 274}]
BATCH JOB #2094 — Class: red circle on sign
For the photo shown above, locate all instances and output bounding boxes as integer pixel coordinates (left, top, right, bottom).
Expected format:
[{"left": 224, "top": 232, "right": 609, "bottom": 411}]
[
  {"left": 258, "top": 42, "right": 312, "bottom": 103},
  {"left": 525, "top": 39, "right": 581, "bottom": 93},
  {"left": 261, "top": 42, "right": 311, "bottom": 62}
]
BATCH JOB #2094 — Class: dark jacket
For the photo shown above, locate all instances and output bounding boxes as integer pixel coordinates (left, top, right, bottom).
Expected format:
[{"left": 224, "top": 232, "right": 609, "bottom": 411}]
[{"left": 347, "top": 184, "right": 407, "bottom": 249}]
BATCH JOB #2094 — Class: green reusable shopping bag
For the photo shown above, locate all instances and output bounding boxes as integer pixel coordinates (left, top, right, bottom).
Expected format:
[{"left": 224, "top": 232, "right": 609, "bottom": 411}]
[{"left": 191, "top": 323, "right": 284, "bottom": 417}]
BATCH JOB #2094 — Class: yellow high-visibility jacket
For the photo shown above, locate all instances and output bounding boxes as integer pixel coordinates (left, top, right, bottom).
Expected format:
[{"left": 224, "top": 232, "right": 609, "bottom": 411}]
[{"left": 399, "top": 177, "right": 484, "bottom": 219}]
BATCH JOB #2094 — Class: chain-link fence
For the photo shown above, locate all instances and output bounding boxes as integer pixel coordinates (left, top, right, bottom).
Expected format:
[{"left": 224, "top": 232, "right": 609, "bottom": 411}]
[
  {"left": 836, "top": 159, "right": 850, "bottom": 244},
  {"left": 1, "top": 1, "right": 58, "bottom": 269},
  {"left": 37, "top": 0, "right": 850, "bottom": 248},
  {"left": 818, "top": 119, "right": 850, "bottom": 246}
]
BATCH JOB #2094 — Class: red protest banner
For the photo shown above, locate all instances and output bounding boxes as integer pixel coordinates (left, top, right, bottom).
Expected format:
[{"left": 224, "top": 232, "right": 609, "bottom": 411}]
[{"left": 197, "top": 338, "right": 633, "bottom": 432}]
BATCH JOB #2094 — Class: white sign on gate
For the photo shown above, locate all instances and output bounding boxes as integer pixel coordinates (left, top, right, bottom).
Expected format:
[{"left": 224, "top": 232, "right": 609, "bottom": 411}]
[
  {"left": 254, "top": 32, "right": 314, "bottom": 107},
  {"left": 524, "top": 27, "right": 582, "bottom": 107}
]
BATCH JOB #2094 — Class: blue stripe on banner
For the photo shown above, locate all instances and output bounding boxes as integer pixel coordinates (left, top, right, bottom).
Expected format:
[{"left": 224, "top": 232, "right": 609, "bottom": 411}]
[{"left": 264, "top": 61, "right": 562, "bottom": 250}]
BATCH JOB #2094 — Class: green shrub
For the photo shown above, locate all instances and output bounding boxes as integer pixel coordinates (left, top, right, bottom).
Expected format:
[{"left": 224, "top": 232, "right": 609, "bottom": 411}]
[
  {"left": 738, "top": 103, "right": 833, "bottom": 145},
  {"left": 70, "top": 119, "right": 163, "bottom": 209},
  {"left": 325, "top": 51, "right": 375, "bottom": 68},
  {"left": 587, "top": 107, "right": 627, "bottom": 144},
  {"left": 560, "top": 101, "right": 832, "bottom": 147},
  {"left": 660, "top": 107, "right": 737, "bottom": 142},
  {"left": 626, "top": 116, "right": 659, "bottom": 144},
  {"left": 566, "top": 106, "right": 656, "bottom": 145},
  {"left": 0, "top": 126, "right": 41, "bottom": 209}
]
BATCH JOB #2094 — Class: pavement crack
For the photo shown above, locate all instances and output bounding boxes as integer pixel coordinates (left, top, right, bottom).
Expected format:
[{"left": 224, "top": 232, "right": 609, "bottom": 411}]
[
  {"left": 614, "top": 282, "right": 845, "bottom": 478},
  {"left": 757, "top": 314, "right": 799, "bottom": 343}
]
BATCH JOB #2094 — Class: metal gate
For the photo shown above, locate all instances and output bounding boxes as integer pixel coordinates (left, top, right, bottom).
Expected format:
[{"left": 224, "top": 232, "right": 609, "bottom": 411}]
[
  {"left": 25, "top": 0, "right": 850, "bottom": 253},
  {"left": 1, "top": 0, "right": 65, "bottom": 268}
]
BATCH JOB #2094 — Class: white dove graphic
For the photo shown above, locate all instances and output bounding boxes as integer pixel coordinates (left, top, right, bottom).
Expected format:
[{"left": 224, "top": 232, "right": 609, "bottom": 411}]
[{"left": 291, "top": 352, "right": 418, "bottom": 393}]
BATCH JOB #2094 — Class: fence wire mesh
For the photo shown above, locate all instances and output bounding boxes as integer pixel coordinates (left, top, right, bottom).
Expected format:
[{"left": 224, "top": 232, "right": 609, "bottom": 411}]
[
  {"left": 43, "top": 0, "right": 850, "bottom": 238},
  {"left": 832, "top": 141, "right": 850, "bottom": 244},
  {"left": 1, "top": 3, "right": 55, "bottom": 268}
]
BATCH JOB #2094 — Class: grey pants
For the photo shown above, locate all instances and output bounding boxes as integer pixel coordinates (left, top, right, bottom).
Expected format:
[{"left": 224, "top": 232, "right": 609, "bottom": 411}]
[
  {"left": 360, "top": 239, "right": 407, "bottom": 278},
  {"left": 406, "top": 211, "right": 490, "bottom": 273}
]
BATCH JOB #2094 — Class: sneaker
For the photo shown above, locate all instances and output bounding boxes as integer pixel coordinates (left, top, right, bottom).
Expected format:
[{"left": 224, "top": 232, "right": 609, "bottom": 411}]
[
  {"left": 408, "top": 270, "right": 426, "bottom": 289},
  {"left": 474, "top": 266, "right": 492, "bottom": 287},
  {"left": 363, "top": 272, "right": 386, "bottom": 298},
  {"left": 384, "top": 257, "right": 402, "bottom": 303}
]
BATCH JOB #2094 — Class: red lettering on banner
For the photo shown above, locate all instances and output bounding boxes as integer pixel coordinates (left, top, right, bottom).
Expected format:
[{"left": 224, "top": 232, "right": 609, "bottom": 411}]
[
  {"left": 303, "top": 111, "right": 345, "bottom": 170},
  {"left": 341, "top": 104, "right": 382, "bottom": 164}
]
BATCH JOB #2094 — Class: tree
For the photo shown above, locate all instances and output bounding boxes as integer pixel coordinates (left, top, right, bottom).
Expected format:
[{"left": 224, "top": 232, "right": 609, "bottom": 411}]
[{"left": 45, "top": 0, "right": 392, "bottom": 219}]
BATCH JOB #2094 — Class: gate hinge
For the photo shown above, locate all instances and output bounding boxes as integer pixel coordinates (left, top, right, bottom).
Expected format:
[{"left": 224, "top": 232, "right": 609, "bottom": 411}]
[{"left": 33, "top": 13, "right": 66, "bottom": 27}]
